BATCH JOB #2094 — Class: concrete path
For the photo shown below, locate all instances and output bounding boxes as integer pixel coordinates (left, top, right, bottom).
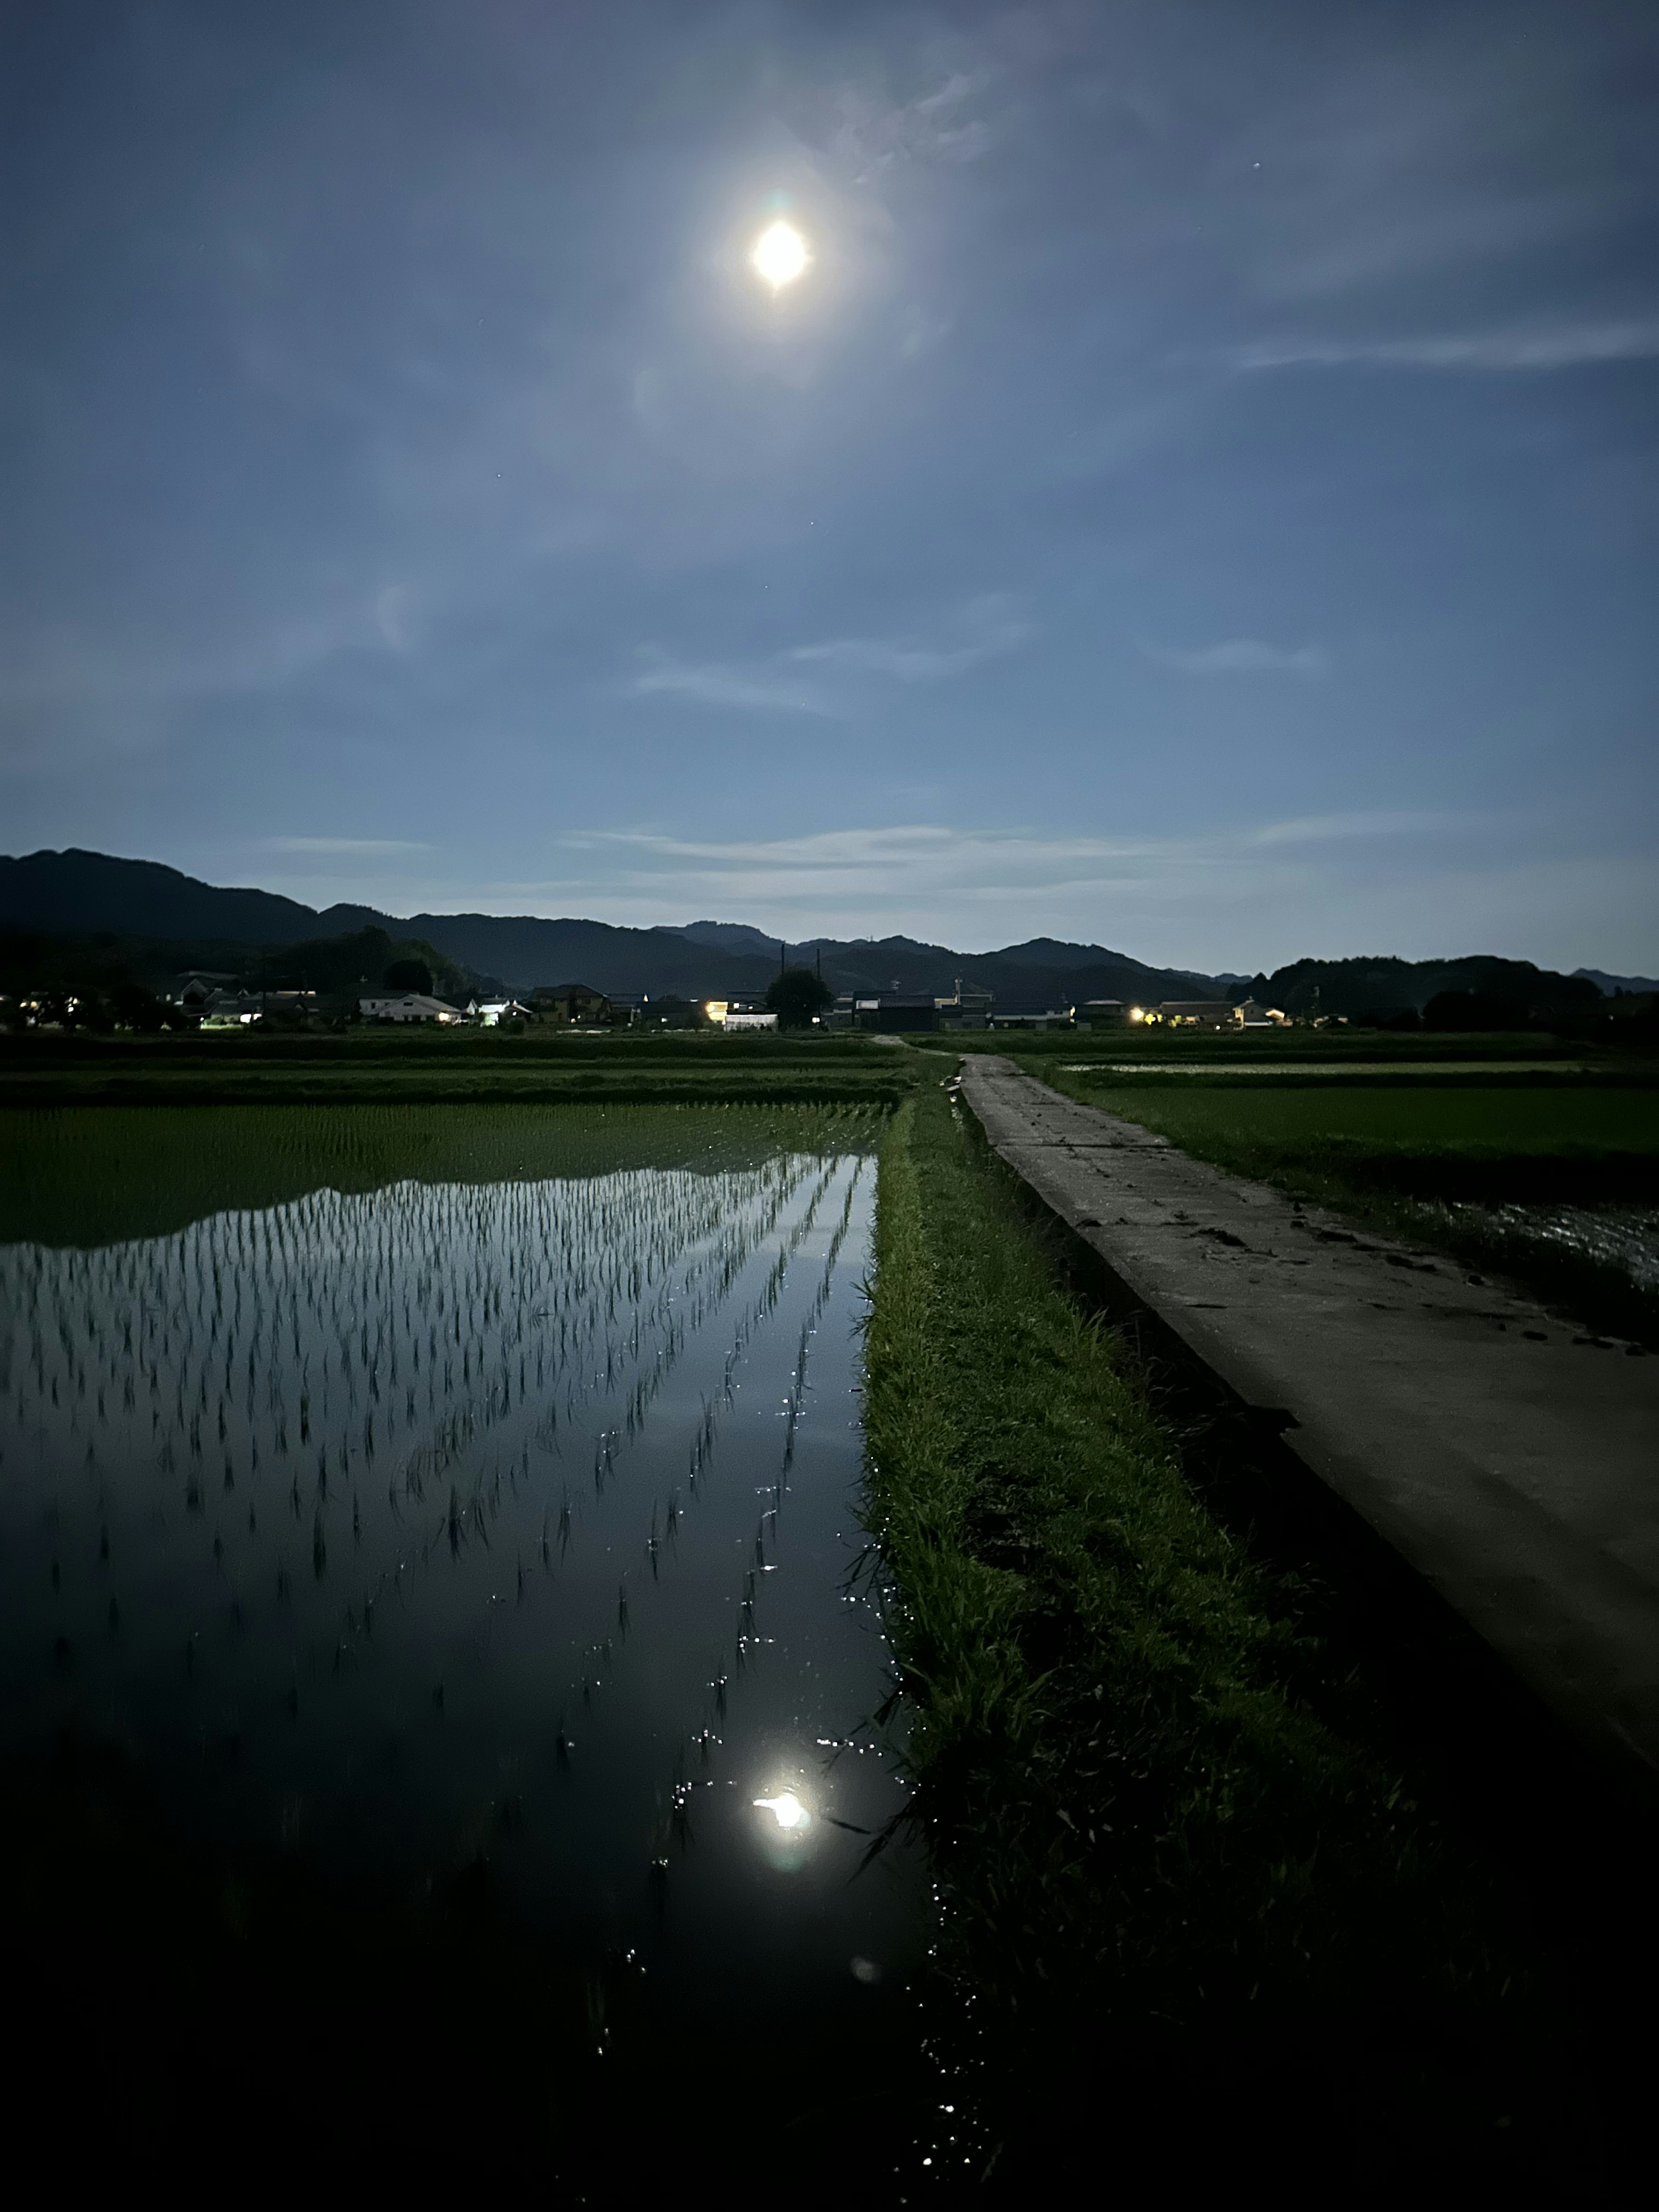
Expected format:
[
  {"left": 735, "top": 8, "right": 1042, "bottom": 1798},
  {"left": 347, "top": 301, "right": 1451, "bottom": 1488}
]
[{"left": 957, "top": 1056, "right": 1659, "bottom": 1790}]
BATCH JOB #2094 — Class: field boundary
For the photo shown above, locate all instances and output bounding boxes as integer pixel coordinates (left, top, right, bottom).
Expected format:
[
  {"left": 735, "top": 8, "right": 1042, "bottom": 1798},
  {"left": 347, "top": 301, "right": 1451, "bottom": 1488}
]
[{"left": 955, "top": 1055, "right": 1659, "bottom": 1798}]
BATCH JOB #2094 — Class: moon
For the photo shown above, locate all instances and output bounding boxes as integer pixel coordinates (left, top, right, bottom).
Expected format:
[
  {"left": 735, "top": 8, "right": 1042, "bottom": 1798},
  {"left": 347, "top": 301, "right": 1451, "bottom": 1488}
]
[{"left": 751, "top": 220, "right": 810, "bottom": 291}]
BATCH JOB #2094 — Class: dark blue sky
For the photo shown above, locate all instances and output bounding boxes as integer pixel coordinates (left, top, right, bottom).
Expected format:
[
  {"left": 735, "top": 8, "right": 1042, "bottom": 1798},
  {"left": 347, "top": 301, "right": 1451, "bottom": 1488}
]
[{"left": 3, "top": 0, "right": 1655, "bottom": 966}]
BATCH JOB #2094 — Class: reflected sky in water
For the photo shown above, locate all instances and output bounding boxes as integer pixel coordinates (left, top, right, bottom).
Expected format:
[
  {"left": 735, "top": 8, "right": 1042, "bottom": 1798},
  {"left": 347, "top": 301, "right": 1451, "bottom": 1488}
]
[{"left": 0, "top": 1124, "right": 918, "bottom": 2054}]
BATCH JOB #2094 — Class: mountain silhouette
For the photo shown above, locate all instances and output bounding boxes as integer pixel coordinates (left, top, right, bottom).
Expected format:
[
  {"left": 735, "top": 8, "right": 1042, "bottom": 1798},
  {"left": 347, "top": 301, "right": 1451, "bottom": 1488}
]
[{"left": 0, "top": 847, "right": 1223, "bottom": 1004}]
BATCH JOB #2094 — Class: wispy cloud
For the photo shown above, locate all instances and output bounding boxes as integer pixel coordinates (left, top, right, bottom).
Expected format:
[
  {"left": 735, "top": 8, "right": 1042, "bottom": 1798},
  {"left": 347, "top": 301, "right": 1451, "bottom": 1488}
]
[
  {"left": 1236, "top": 320, "right": 1659, "bottom": 373},
  {"left": 830, "top": 70, "right": 997, "bottom": 181},
  {"left": 629, "top": 598, "right": 1031, "bottom": 717},
  {"left": 1247, "top": 811, "right": 1454, "bottom": 847},
  {"left": 791, "top": 598, "right": 1030, "bottom": 681},
  {"left": 553, "top": 813, "right": 1468, "bottom": 933},
  {"left": 267, "top": 837, "right": 432, "bottom": 855},
  {"left": 629, "top": 651, "right": 838, "bottom": 718},
  {"left": 1144, "top": 639, "right": 1329, "bottom": 677}
]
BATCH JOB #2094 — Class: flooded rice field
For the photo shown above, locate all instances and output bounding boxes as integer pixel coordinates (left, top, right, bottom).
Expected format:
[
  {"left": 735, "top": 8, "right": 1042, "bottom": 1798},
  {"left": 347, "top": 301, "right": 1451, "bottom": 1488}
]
[
  {"left": 0, "top": 1106, "right": 936, "bottom": 2170},
  {"left": 1426, "top": 1198, "right": 1659, "bottom": 1295}
]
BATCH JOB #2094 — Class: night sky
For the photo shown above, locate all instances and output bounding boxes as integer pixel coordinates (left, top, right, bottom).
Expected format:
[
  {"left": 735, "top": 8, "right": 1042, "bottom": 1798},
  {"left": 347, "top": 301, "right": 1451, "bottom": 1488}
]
[{"left": 2, "top": 1, "right": 1655, "bottom": 967}]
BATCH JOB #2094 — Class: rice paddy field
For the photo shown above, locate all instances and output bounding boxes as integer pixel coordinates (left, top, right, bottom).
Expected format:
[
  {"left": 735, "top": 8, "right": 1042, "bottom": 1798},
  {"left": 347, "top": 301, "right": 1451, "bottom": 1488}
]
[
  {"left": 0, "top": 1102, "right": 941, "bottom": 2177},
  {"left": 0, "top": 1025, "right": 912, "bottom": 1110}
]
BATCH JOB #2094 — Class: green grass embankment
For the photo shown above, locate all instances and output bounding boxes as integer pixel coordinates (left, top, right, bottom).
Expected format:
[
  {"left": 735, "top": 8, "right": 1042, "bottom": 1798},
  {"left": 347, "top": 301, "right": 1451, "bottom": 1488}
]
[{"left": 863, "top": 1084, "right": 1561, "bottom": 2169}]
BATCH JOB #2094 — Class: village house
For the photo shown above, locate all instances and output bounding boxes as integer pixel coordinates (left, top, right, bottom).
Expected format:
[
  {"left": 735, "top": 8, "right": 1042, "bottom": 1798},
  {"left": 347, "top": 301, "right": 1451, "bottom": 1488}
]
[
  {"left": 168, "top": 972, "right": 238, "bottom": 1011},
  {"left": 359, "top": 991, "right": 463, "bottom": 1024},
  {"left": 528, "top": 982, "right": 613, "bottom": 1024},
  {"left": 1152, "top": 999, "right": 1240, "bottom": 1030},
  {"left": 936, "top": 981, "right": 995, "bottom": 1030},
  {"left": 825, "top": 983, "right": 1001, "bottom": 1033},
  {"left": 703, "top": 996, "right": 777, "bottom": 1030},
  {"left": 988, "top": 1002, "right": 1075, "bottom": 1030}
]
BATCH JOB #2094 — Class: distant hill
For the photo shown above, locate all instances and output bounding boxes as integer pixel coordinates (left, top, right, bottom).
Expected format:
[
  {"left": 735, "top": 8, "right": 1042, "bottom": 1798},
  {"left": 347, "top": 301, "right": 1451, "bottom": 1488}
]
[
  {"left": 0, "top": 848, "right": 320, "bottom": 944},
  {"left": 673, "top": 920, "right": 782, "bottom": 957},
  {"left": 0, "top": 848, "right": 1630, "bottom": 1017},
  {"left": 1575, "top": 966, "right": 1659, "bottom": 996},
  {"left": 0, "top": 849, "right": 1227, "bottom": 1003}
]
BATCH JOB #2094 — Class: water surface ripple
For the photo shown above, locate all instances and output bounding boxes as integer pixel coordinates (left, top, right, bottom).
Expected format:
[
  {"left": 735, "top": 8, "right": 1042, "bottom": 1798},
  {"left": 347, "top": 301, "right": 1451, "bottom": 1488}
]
[{"left": 0, "top": 1130, "right": 919, "bottom": 2078}]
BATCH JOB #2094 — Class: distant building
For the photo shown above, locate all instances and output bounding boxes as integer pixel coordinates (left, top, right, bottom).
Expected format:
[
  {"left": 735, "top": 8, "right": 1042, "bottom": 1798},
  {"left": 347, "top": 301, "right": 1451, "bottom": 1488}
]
[
  {"left": 466, "top": 997, "right": 534, "bottom": 1027},
  {"left": 1082, "top": 1000, "right": 1127, "bottom": 1027},
  {"left": 1155, "top": 999, "right": 1238, "bottom": 1030},
  {"left": 855, "top": 993, "right": 938, "bottom": 1033},
  {"left": 529, "top": 982, "right": 612, "bottom": 1023},
  {"left": 169, "top": 972, "right": 238, "bottom": 1011},
  {"left": 359, "top": 992, "right": 463, "bottom": 1024},
  {"left": 704, "top": 996, "right": 776, "bottom": 1030},
  {"left": 988, "top": 1004, "right": 1075, "bottom": 1031},
  {"left": 1234, "top": 999, "right": 1287, "bottom": 1027},
  {"left": 936, "top": 980, "right": 994, "bottom": 1030}
]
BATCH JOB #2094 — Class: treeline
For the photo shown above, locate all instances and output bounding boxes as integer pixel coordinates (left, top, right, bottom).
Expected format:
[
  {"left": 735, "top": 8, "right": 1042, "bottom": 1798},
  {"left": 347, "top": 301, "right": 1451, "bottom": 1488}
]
[
  {"left": 1230, "top": 953, "right": 1642, "bottom": 1033},
  {"left": 0, "top": 925, "right": 478, "bottom": 1032}
]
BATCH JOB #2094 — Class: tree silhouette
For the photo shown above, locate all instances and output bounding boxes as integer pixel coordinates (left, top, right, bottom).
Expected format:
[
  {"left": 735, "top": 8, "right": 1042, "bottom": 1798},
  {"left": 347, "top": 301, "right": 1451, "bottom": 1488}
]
[{"left": 765, "top": 966, "right": 833, "bottom": 1028}]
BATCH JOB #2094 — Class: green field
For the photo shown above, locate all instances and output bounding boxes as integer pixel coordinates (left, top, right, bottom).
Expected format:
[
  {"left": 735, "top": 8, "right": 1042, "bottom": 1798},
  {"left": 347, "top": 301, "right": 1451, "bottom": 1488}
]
[
  {"left": 912, "top": 1023, "right": 1616, "bottom": 1065},
  {"left": 1027, "top": 1053, "right": 1659, "bottom": 1340},
  {"left": 1044, "top": 1073, "right": 1659, "bottom": 1161},
  {"left": 0, "top": 1026, "right": 914, "bottom": 1110}
]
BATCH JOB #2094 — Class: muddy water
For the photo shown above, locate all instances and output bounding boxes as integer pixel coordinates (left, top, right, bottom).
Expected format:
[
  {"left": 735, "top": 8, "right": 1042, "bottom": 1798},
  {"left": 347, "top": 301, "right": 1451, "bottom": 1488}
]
[
  {"left": 1427, "top": 1198, "right": 1659, "bottom": 1297},
  {"left": 0, "top": 1111, "right": 930, "bottom": 2163}
]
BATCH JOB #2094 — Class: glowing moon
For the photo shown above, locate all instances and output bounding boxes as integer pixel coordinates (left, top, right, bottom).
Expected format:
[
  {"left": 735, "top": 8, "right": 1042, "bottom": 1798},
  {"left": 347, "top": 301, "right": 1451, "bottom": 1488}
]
[
  {"left": 753, "top": 1790, "right": 810, "bottom": 1830},
  {"left": 751, "top": 220, "right": 810, "bottom": 291}
]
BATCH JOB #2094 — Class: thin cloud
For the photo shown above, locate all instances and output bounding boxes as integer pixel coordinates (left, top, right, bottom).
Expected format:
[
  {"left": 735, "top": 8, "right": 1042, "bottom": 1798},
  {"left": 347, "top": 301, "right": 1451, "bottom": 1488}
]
[
  {"left": 1145, "top": 639, "right": 1329, "bottom": 676},
  {"left": 791, "top": 599, "right": 1030, "bottom": 682},
  {"left": 563, "top": 812, "right": 1458, "bottom": 909},
  {"left": 1236, "top": 320, "right": 1659, "bottom": 372},
  {"left": 830, "top": 70, "right": 997, "bottom": 181},
  {"left": 629, "top": 650, "right": 837, "bottom": 718},
  {"left": 1248, "top": 811, "right": 1460, "bottom": 847},
  {"left": 268, "top": 837, "right": 433, "bottom": 855},
  {"left": 514, "top": 812, "right": 1508, "bottom": 959},
  {"left": 629, "top": 599, "right": 1030, "bottom": 716}
]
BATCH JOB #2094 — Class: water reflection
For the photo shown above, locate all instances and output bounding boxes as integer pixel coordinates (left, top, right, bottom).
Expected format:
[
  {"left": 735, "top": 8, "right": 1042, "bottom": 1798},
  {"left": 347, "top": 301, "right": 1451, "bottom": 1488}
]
[
  {"left": 0, "top": 1119, "right": 918, "bottom": 2088},
  {"left": 1444, "top": 1199, "right": 1659, "bottom": 1293},
  {"left": 754, "top": 1788, "right": 810, "bottom": 1829}
]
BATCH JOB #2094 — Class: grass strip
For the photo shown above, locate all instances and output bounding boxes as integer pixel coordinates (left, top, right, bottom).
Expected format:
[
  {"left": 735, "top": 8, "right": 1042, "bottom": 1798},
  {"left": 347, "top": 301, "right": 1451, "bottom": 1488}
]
[{"left": 862, "top": 1084, "right": 1538, "bottom": 2165}]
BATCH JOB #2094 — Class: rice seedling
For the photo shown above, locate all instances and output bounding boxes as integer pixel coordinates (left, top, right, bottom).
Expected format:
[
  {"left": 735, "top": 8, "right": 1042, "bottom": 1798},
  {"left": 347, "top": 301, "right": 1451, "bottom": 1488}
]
[{"left": 1, "top": 1103, "right": 918, "bottom": 2161}]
